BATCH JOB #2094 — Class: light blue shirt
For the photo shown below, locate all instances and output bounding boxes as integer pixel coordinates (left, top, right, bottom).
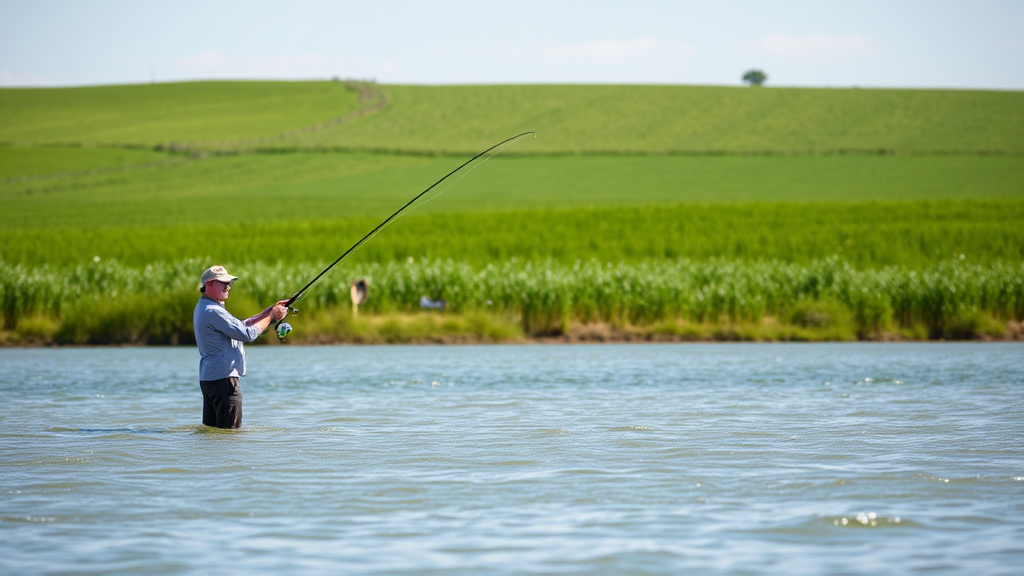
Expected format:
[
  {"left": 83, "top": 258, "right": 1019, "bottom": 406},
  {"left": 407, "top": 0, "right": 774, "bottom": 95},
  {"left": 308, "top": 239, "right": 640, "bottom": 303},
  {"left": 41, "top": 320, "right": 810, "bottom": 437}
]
[{"left": 193, "top": 296, "right": 263, "bottom": 381}]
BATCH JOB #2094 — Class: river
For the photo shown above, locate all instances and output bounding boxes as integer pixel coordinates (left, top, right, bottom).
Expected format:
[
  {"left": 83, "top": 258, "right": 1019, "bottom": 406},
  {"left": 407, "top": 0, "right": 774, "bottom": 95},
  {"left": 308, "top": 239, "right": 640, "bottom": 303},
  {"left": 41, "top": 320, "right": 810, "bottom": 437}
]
[{"left": 2, "top": 343, "right": 1022, "bottom": 574}]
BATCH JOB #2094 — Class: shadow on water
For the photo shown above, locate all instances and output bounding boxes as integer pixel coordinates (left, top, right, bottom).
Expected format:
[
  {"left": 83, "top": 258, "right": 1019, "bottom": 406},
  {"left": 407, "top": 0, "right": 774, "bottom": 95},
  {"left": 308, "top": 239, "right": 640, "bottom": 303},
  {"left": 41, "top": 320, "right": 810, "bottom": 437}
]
[
  {"left": 47, "top": 425, "right": 292, "bottom": 437},
  {"left": 48, "top": 425, "right": 208, "bottom": 435}
]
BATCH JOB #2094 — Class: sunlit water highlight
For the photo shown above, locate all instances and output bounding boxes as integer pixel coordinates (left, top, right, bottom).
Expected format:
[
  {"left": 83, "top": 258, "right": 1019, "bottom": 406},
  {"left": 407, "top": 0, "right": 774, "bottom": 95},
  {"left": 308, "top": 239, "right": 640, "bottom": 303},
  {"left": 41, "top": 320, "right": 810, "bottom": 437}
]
[{"left": 2, "top": 343, "right": 1022, "bottom": 575}]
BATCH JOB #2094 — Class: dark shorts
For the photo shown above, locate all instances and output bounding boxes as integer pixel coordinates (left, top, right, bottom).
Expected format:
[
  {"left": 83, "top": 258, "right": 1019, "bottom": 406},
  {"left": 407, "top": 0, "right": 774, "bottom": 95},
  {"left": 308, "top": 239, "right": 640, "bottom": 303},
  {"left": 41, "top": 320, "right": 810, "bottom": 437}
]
[{"left": 199, "top": 377, "right": 242, "bottom": 429}]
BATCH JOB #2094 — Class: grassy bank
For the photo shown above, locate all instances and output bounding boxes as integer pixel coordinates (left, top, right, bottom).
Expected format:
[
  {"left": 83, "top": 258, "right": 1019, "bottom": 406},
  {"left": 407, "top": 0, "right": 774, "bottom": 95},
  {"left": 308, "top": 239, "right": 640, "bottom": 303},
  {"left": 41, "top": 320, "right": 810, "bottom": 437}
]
[{"left": 2, "top": 258, "right": 1021, "bottom": 345}]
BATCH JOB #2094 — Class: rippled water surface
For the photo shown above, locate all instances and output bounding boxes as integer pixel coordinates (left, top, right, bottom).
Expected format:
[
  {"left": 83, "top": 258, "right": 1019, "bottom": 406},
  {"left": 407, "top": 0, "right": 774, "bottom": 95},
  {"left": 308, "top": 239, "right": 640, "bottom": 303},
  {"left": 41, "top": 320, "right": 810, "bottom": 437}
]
[{"left": 2, "top": 343, "right": 1023, "bottom": 575}]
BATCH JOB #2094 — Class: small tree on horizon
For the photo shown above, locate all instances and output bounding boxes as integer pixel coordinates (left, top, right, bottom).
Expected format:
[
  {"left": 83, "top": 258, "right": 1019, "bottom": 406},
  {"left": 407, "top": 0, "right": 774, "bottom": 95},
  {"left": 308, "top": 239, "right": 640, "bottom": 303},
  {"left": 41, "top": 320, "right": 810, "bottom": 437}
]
[{"left": 742, "top": 69, "right": 767, "bottom": 86}]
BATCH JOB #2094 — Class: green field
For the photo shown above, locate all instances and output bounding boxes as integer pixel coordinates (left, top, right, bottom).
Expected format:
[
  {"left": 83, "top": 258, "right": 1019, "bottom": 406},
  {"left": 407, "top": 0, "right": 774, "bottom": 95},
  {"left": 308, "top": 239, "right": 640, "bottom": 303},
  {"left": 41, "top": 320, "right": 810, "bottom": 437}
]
[
  {"left": 2, "top": 150, "right": 1021, "bottom": 269},
  {"left": 278, "top": 84, "right": 1024, "bottom": 154},
  {"left": 3, "top": 82, "right": 1022, "bottom": 154},
  {"left": 0, "top": 81, "right": 362, "bottom": 144},
  {"left": 1, "top": 81, "right": 1022, "bottom": 343},
  {"left": 2, "top": 200, "right": 1022, "bottom": 269},
  {"left": 4, "top": 152, "right": 1024, "bottom": 229}
]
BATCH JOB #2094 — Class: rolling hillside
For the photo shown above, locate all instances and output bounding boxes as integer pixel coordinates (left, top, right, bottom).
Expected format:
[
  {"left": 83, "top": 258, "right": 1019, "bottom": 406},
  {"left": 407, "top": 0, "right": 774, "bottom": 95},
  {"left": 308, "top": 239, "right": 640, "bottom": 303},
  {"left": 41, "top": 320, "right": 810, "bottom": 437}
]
[
  {"left": 1, "top": 80, "right": 1021, "bottom": 342},
  {"left": 2, "top": 82, "right": 1022, "bottom": 154},
  {"left": 2, "top": 80, "right": 1022, "bottom": 264}
]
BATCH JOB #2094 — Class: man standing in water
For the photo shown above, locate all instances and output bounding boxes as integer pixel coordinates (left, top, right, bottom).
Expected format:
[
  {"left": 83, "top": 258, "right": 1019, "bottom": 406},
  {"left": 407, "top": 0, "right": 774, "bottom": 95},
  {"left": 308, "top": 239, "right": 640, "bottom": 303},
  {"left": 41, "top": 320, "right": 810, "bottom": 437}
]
[{"left": 194, "top": 265, "right": 289, "bottom": 429}]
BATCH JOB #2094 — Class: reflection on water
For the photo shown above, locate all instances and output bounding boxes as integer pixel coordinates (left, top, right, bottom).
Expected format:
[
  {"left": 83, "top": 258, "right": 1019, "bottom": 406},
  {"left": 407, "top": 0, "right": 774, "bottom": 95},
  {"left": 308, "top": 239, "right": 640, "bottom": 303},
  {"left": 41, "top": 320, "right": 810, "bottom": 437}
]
[{"left": 1, "top": 343, "right": 1023, "bottom": 575}]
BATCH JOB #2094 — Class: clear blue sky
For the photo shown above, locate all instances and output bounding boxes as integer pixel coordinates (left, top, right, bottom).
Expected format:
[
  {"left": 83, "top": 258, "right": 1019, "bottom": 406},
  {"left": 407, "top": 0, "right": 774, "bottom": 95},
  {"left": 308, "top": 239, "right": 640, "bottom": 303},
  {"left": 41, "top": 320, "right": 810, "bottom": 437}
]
[{"left": 1, "top": 0, "right": 1021, "bottom": 89}]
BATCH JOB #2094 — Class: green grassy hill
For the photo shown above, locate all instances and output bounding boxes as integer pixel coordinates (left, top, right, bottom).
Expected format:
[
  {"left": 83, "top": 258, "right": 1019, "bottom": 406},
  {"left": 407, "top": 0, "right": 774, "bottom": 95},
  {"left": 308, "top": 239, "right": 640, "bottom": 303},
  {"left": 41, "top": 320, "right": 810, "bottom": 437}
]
[
  {"left": 2, "top": 82, "right": 1022, "bottom": 153},
  {"left": 281, "top": 84, "right": 1024, "bottom": 154},
  {"left": 1, "top": 81, "right": 1022, "bottom": 342},
  {"left": 0, "top": 81, "right": 363, "bottom": 145},
  {"left": 2, "top": 80, "right": 1022, "bottom": 265}
]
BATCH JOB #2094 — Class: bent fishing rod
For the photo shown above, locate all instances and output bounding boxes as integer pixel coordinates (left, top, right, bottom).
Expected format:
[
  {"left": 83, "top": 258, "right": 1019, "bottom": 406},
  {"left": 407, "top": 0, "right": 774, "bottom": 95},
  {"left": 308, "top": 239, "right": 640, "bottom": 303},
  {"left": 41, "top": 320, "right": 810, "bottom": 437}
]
[{"left": 273, "top": 131, "right": 535, "bottom": 341}]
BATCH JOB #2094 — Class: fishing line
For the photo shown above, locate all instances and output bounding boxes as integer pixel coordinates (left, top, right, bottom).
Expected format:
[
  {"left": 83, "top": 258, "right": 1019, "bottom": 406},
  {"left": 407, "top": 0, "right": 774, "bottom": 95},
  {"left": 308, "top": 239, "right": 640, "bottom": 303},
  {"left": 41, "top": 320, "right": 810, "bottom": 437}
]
[
  {"left": 274, "top": 131, "right": 535, "bottom": 340},
  {"left": 307, "top": 132, "right": 529, "bottom": 290}
]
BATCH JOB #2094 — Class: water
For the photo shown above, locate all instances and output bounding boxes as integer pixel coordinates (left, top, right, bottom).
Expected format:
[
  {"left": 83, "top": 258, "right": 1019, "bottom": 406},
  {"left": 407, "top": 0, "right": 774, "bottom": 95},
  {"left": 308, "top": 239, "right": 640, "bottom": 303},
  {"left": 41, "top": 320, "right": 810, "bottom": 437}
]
[{"left": 2, "top": 343, "right": 1022, "bottom": 575}]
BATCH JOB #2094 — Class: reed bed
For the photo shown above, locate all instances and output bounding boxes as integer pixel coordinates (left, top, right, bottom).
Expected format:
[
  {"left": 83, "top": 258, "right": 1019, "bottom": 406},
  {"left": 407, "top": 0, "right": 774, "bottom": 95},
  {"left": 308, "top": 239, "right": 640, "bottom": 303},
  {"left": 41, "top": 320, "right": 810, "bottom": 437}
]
[{"left": 2, "top": 258, "right": 1021, "bottom": 344}]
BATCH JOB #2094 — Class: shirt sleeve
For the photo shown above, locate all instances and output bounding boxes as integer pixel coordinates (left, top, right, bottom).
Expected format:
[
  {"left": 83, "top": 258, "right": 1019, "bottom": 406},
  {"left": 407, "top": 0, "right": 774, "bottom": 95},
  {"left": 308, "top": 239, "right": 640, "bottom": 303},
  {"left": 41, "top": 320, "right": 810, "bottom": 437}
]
[{"left": 207, "top": 305, "right": 263, "bottom": 343}]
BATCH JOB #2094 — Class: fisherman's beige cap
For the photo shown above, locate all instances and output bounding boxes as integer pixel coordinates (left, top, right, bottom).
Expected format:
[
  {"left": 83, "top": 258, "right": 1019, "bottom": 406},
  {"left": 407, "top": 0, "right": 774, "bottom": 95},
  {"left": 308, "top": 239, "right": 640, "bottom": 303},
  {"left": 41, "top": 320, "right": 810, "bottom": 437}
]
[{"left": 199, "top": 265, "right": 238, "bottom": 290}]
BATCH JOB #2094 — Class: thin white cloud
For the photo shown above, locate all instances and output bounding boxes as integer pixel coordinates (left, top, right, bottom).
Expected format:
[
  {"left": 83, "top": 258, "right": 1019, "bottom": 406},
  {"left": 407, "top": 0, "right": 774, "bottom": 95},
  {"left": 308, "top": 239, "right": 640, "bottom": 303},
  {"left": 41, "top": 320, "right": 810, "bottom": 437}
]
[
  {"left": 0, "top": 69, "right": 53, "bottom": 86},
  {"left": 179, "top": 50, "right": 229, "bottom": 70},
  {"left": 542, "top": 37, "right": 660, "bottom": 63},
  {"left": 676, "top": 44, "right": 697, "bottom": 56},
  {"left": 481, "top": 37, "right": 694, "bottom": 67},
  {"left": 493, "top": 45, "right": 527, "bottom": 61},
  {"left": 749, "top": 34, "right": 876, "bottom": 60},
  {"left": 170, "top": 51, "right": 345, "bottom": 80},
  {"left": 245, "top": 53, "right": 331, "bottom": 77}
]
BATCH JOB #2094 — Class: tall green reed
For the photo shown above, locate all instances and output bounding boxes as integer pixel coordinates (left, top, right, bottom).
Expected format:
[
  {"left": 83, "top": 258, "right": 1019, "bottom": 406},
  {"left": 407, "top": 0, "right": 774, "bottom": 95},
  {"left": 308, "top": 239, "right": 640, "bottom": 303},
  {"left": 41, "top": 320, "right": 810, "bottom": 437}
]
[{"left": 2, "top": 257, "right": 1021, "bottom": 342}]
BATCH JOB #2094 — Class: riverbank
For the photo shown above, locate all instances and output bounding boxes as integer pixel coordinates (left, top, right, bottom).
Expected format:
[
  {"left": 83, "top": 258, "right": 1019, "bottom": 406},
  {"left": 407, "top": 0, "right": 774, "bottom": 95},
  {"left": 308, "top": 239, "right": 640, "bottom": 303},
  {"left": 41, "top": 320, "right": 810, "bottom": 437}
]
[
  {"left": 4, "top": 258, "right": 1023, "bottom": 346},
  {"left": 3, "top": 312, "right": 1021, "bottom": 347}
]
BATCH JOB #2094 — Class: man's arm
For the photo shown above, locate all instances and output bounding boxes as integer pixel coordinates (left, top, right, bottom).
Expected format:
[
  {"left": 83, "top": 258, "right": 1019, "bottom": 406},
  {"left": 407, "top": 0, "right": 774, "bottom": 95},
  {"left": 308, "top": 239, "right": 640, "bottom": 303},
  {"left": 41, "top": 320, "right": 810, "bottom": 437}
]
[{"left": 244, "top": 300, "right": 290, "bottom": 334}]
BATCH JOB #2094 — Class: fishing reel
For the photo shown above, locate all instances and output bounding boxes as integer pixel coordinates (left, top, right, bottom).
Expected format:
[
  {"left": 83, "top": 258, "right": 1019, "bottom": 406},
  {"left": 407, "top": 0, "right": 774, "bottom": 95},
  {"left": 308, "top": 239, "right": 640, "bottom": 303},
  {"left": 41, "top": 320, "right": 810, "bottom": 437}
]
[
  {"left": 274, "top": 307, "right": 299, "bottom": 342},
  {"left": 275, "top": 321, "right": 292, "bottom": 341}
]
